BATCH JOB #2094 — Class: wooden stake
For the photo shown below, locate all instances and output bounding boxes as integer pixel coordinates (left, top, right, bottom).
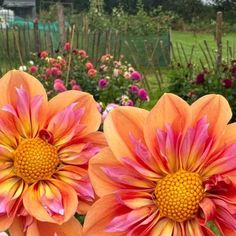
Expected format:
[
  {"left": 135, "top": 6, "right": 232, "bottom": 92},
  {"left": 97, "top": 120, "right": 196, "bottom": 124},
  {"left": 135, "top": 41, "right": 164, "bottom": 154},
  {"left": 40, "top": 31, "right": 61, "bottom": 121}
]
[
  {"left": 65, "top": 25, "right": 75, "bottom": 87},
  {"left": 57, "top": 2, "right": 66, "bottom": 46},
  {"left": 215, "top": 11, "right": 223, "bottom": 73},
  {"left": 13, "top": 27, "right": 24, "bottom": 67}
]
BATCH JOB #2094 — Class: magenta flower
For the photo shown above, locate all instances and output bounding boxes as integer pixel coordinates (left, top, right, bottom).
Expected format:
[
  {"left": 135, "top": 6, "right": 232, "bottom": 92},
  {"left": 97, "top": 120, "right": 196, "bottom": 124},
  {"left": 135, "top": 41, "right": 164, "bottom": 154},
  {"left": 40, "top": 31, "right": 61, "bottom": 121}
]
[
  {"left": 29, "top": 65, "right": 38, "bottom": 74},
  {"left": 51, "top": 67, "right": 59, "bottom": 77},
  {"left": 126, "top": 99, "right": 134, "bottom": 106},
  {"left": 46, "top": 68, "right": 52, "bottom": 77},
  {"left": 195, "top": 73, "right": 205, "bottom": 84},
  {"left": 64, "top": 42, "right": 71, "bottom": 51},
  {"left": 56, "top": 69, "right": 63, "bottom": 77},
  {"left": 72, "top": 85, "right": 81, "bottom": 91},
  {"left": 232, "top": 66, "right": 236, "bottom": 78},
  {"left": 223, "top": 78, "right": 233, "bottom": 88},
  {"left": 70, "top": 79, "right": 77, "bottom": 86},
  {"left": 129, "top": 85, "right": 139, "bottom": 94},
  {"left": 131, "top": 71, "right": 142, "bottom": 81},
  {"left": 54, "top": 81, "right": 66, "bottom": 92},
  {"left": 138, "top": 88, "right": 149, "bottom": 101},
  {"left": 98, "top": 79, "right": 108, "bottom": 89},
  {"left": 54, "top": 79, "right": 64, "bottom": 84}
]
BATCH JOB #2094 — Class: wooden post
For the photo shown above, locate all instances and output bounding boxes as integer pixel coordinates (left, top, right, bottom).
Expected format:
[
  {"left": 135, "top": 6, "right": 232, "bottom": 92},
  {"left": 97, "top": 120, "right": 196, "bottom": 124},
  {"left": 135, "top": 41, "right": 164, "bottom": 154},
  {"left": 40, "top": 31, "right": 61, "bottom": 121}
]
[
  {"left": 215, "top": 11, "right": 223, "bottom": 72},
  {"left": 65, "top": 25, "right": 75, "bottom": 87},
  {"left": 57, "top": 2, "right": 66, "bottom": 46},
  {"left": 34, "top": 18, "right": 40, "bottom": 52}
]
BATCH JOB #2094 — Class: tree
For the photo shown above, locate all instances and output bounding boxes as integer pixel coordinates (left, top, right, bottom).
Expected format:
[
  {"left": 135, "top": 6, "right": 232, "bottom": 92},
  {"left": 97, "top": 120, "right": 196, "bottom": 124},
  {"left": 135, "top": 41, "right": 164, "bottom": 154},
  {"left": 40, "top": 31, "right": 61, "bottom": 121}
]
[{"left": 210, "top": 0, "right": 236, "bottom": 22}]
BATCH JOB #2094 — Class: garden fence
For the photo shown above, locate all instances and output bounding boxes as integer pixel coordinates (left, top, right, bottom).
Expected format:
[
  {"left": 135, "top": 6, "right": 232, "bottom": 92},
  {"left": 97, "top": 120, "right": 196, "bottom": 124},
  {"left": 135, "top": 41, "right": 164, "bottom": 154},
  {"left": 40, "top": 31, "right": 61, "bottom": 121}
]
[{"left": 0, "top": 20, "right": 171, "bottom": 75}]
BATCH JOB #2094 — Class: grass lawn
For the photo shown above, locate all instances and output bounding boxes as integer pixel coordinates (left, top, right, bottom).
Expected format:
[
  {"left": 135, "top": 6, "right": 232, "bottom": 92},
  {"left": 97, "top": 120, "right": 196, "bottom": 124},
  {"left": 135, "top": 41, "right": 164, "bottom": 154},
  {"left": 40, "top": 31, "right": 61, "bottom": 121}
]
[
  {"left": 171, "top": 30, "right": 236, "bottom": 65},
  {"left": 143, "top": 30, "right": 236, "bottom": 110}
]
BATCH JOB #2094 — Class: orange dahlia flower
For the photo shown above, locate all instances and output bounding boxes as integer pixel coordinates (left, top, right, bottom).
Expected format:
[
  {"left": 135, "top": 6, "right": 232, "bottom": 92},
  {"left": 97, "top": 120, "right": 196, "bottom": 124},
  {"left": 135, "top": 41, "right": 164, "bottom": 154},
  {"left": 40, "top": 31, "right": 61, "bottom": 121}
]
[
  {"left": 85, "top": 93, "right": 236, "bottom": 235},
  {"left": 0, "top": 70, "right": 106, "bottom": 235}
]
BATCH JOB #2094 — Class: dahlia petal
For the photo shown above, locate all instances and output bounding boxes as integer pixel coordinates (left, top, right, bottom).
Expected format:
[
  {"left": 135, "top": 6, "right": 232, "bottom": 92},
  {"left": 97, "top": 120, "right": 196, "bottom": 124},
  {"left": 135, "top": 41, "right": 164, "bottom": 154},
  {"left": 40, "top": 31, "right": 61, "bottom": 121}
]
[
  {"left": 31, "top": 95, "right": 45, "bottom": 137},
  {"left": 215, "top": 220, "right": 236, "bottom": 236},
  {"left": 156, "top": 125, "right": 181, "bottom": 173},
  {"left": 202, "top": 143, "right": 236, "bottom": 176},
  {"left": 104, "top": 106, "right": 149, "bottom": 162},
  {"left": 54, "top": 165, "right": 95, "bottom": 203},
  {"left": 0, "top": 113, "right": 20, "bottom": 148},
  {"left": 204, "top": 175, "right": 236, "bottom": 204},
  {"left": 199, "top": 197, "right": 216, "bottom": 223},
  {"left": 144, "top": 93, "right": 190, "bottom": 172},
  {"left": 23, "top": 179, "right": 78, "bottom": 224},
  {"left": 27, "top": 217, "right": 83, "bottom": 236},
  {"left": 48, "top": 90, "right": 101, "bottom": 137},
  {"left": 83, "top": 194, "right": 124, "bottom": 236},
  {"left": 0, "top": 161, "right": 13, "bottom": 181},
  {"left": 78, "top": 131, "right": 107, "bottom": 149},
  {"left": 121, "top": 157, "right": 161, "bottom": 180},
  {"left": 101, "top": 166, "right": 154, "bottom": 189},
  {"left": 0, "top": 177, "right": 25, "bottom": 231},
  {"left": 191, "top": 94, "right": 232, "bottom": 138},
  {"left": 8, "top": 218, "right": 25, "bottom": 236},
  {"left": 117, "top": 192, "right": 154, "bottom": 209},
  {"left": 59, "top": 132, "right": 106, "bottom": 166},
  {"left": 184, "top": 220, "right": 215, "bottom": 236},
  {"left": 84, "top": 193, "right": 157, "bottom": 236},
  {"left": 89, "top": 148, "right": 127, "bottom": 197},
  {"left": 172, "top": 223, "right": 183, "bottom": 236},
  {"left": 59, "top": 143, "right": 88, "bottom": 165},
  {"left": 47, "top": 103, "right": 85, "bottom": 146},
  {"left": 213, "top": 200, "right": 236, "bottom": 232},
  {"left": 0, "top": 70, "right": 47, "bottom": 108},
  {"left": 185, "top": 219, "right": 205, "bottom": 236},
  {"left": 0, "top": 71, "right": 47, "bottom": 138},
  {"left": 2, "top": 90, "right": 45, "bottom": 139},
  {"left": 126, "top": 211, "right": 159, "bottom": 236},
  {"left": 15, "top": 87, "right": 32, "bottom": 136},
  {"left": 129, "top": 134, "right": 163, "bottom": 176},
  {"left": 220, "top": 122, "right": 236, "bottom": 144},
  {"left": 180, "top": 117, "right": 214, "bottom": 172},
  {"left": 150, "top": 218, "right": 174, "bottom": 236},
  {"left": 105, "top": 207, "right": 153, "bottom": 232}
]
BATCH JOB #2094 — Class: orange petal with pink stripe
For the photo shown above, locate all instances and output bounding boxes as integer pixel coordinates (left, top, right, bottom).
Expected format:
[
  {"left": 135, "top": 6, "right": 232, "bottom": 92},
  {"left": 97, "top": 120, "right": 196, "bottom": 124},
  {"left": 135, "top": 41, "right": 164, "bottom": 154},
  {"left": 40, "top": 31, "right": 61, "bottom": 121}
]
[
  {"left": 54, "top": 165, "right": 95, "bottom": 207},
  {"left": 144, "top": 93, "right": 190, "bottom": 173},
  {"left": 23, "top": 179, "right": 78, "bottom": 224},
  {"left": 0, "top": 70, "right": 47, "bottom": 108},
  {"left": 48, "top": 91, "right": 101, "bottom": 137},
  {"left": 104, "top": 106, "right": 149, "bottom": 161},
  {"left": 59, "top": 131, "right": 106, "bottom": 166},
  {"left": 89, "top": 148, "right": 155, "bottom": 198},
  {"left": 0, "top": 177, "right": 26, "bottom": 231},
  {"left": 191, "top": 94, "right": 232, "bottom": 139}
]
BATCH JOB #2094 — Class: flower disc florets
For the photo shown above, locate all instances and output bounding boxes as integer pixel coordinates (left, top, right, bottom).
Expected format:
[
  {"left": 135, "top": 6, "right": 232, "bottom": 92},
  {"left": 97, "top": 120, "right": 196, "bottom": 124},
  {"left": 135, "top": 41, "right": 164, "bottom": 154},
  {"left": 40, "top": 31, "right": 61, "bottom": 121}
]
[
  {"left": 155, "top": 170, "right": 204, "bottom": 222},
  {"left": 14, "top": 138, "right": 59, "bottom": 183}
]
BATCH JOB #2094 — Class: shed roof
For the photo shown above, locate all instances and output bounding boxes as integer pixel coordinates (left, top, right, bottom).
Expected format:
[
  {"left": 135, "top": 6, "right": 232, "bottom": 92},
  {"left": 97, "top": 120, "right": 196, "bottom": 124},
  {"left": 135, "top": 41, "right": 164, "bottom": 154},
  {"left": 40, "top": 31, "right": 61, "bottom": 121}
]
[{"left": 3, "top": 0, "right": 36, "bottom": 8}]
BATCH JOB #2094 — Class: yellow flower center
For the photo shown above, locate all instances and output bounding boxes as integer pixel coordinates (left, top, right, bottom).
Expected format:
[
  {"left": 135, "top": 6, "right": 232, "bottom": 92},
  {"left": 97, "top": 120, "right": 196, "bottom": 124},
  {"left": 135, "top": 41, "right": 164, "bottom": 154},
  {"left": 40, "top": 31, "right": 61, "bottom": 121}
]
[
  {"left": 14, "top": 138, "right": 59, "bottom": 184},
  {"left": 155, "top": 170, "right": 204, "bottom": 222}
]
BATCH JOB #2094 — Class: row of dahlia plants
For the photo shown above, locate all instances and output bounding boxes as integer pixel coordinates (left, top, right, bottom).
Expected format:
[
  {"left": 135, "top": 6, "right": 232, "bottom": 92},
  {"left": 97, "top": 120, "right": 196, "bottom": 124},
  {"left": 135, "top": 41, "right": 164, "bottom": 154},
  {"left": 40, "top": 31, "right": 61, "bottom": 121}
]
[
  {"left": 0, "top": 70, "right": 236, "bottom": 235},
  {"left": 18, "top": 42, "right": 149, "bottom": 120},
  {"left": 168, "top": 59, "right": 236, "bottom": 120}
]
